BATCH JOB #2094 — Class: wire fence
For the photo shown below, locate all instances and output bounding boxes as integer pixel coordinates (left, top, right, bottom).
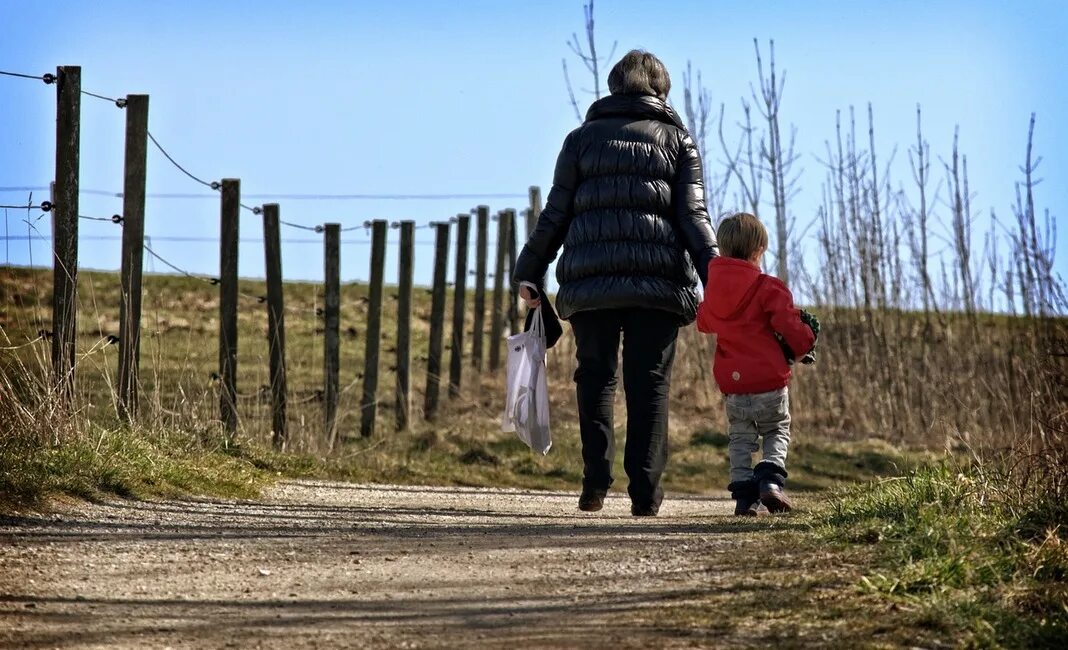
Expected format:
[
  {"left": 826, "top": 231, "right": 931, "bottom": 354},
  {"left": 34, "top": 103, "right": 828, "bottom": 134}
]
[{"left": 2, "top": 64, "right": 536, "bottom": 451}]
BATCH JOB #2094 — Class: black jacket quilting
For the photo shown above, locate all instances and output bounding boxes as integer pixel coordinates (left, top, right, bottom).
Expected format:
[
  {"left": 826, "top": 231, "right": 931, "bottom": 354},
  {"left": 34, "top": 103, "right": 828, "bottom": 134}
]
[{"left": 512, "top": 94, "right": 718, "bottom": 323}]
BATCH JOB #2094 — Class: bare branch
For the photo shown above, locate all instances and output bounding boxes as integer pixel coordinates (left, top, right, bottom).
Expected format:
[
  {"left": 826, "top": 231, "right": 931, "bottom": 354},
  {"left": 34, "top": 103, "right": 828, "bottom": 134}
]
[{"left": 561, "top": 59, "right": 582, "bottom": 122}]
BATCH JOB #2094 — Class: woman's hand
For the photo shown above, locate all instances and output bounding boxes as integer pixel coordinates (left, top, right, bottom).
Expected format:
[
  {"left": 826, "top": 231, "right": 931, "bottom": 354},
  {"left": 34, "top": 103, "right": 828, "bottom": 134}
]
[{"left": 520, "top": 285, "right": 541, "bottom": 309}]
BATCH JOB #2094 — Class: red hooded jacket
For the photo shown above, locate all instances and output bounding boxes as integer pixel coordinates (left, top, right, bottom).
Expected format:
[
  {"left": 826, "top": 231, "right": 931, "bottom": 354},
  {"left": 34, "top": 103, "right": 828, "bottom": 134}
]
[{"left": 697, "top": 257, "right": 815, "bottom": 395}]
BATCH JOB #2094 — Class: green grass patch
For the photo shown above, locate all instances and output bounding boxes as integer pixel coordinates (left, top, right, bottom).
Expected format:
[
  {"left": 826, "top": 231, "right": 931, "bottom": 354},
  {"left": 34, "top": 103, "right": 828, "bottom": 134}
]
[
  {"left": 820, "top": 462, "right": 1068, "bottom": 648},
  {"left": 0, "top": 427, "right": 271, "bottom": 511}
]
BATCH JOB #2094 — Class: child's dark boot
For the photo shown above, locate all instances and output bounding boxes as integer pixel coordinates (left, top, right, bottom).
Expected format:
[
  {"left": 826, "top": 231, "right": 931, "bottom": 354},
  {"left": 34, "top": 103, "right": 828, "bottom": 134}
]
[{"left": 729, "top": 479, "right": 761, "bottom": 516}]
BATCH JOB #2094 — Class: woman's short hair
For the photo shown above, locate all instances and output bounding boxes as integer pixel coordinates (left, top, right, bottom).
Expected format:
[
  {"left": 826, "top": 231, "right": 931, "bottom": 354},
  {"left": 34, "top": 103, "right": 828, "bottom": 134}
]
[
  {"left": 717, "top": 212, "right": 768, "bottom": 260},
  {"left": 607, "top": 50, "right": 671, "bottom": 100}
]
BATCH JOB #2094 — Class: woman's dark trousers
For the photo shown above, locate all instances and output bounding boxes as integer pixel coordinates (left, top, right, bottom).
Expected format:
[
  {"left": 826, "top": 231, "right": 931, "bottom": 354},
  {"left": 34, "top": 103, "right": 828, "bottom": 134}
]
[{"left": 569, "top": 308, "right": 679, "bottom": 510}]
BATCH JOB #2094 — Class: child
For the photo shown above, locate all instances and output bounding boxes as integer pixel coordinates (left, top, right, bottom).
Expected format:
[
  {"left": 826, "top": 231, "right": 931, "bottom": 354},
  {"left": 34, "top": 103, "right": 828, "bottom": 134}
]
[{"left": 696, "top": 213, "right": 817, "bottom": 516}]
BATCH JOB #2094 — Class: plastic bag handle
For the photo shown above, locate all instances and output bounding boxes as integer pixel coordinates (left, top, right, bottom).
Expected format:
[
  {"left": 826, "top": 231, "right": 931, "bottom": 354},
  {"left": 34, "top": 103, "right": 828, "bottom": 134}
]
[
  {"left": 518, "top": 280, "right": 540, "bottom": 299},
  {"left": 519, "top": 281, "right": 545, "bottom": 341}
]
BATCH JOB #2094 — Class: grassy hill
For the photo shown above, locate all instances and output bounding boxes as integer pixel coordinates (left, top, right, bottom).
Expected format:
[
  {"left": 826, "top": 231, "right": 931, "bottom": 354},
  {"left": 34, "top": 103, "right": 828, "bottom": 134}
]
[{"left": 1, "top": 265, "right": 908, "bottom": 507}]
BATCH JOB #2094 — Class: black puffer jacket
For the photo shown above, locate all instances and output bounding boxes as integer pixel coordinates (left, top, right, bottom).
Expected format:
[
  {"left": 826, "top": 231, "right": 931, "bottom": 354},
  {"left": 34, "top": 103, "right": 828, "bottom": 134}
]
[{"left": 513, "top": 94, "right": 718, "bottom": 324}]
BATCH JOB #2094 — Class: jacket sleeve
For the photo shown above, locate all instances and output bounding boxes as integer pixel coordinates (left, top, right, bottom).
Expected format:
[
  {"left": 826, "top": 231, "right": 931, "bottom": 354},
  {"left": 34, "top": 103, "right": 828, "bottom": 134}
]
[
  {"left": 673, "top": 133, "right": 719, "bottom": 286},
  {"left": 512, "top": 130, "right": 580, "bottom": 286},
  {"left": 762, "top": 279, "right": 816, "bottom": 356}
]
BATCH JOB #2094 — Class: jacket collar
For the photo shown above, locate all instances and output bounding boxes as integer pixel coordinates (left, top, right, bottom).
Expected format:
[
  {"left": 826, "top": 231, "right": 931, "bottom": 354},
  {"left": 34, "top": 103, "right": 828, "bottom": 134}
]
[{"left": 585, "top": 94, "right": 687, "bottom": 131}]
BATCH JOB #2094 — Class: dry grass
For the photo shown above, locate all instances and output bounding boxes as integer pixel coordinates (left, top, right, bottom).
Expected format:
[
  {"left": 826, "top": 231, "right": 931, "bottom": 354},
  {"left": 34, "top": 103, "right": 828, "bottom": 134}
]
[{"left": 1, "top": 265, "right": 916, "bottom": 510}]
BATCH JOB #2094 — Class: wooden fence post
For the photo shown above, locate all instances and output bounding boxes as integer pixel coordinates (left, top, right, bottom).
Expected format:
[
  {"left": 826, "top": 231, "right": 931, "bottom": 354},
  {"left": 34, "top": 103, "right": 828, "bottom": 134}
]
[
  {"left": 117, "top": 93, "right": 147, "bottom": 421},
  {"left": 324, "top": 223, "right": 341, "bottom": 448},
  {"left": 471, "top": 205, "right": 489, "bottom": 370},
  {"left": 506, "top": 208, "right": 519, "bottom": 335},
  {"left": 527, "top": 185, "right": 542, "bottom": 236},
  {"left": 489, "top": 211, "right": 507, "bottom": 371},
  {"left": 52, "top": 65, "right": 81, "bottom": 401},
  {"left": 262, "top": 203, "right": 288, "bottom": 450},
  {"left": 395, "top": 220, "right": 414, "bottom": 430},
  {"left": 360, "top": 219, "right": 388, "bottom": 437},
  {"left": 425, "top": 222, "right": 450, "bottom": 419},
  {"left": 449, "top": 214, "right": 470, "bottom": 397},
  {"left": 219, "top": 178, "right": 240, "bottom": 441}
]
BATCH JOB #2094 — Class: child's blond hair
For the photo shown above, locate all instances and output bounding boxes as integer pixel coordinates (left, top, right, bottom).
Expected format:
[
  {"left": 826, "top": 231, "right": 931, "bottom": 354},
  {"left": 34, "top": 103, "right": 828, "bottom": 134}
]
[{"left": 717, "top": 213, "right": 768, "bottom": 260}]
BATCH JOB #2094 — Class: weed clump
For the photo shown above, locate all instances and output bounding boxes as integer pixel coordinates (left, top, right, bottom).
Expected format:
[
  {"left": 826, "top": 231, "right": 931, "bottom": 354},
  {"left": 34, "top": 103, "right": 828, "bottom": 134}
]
[{"left": 824, "top": 459, "right": 1068, "bottom": 647}]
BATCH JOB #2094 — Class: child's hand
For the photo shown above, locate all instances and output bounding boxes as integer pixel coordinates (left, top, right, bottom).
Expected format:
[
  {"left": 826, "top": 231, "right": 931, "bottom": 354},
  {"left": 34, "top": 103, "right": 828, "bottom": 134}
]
[
  {"left": 799, "top": 310, "right": 820, "bottom": 338},
  {"left": 776, "top": 310, "right": 820, "bottom": 365},
  {"left": 798, "top": 309, "right": 819, "bottom": 364}
]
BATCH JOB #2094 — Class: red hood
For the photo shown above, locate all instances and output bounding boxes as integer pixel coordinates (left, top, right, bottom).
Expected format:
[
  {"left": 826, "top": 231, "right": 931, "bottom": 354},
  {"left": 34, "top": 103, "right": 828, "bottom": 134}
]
[{"left": 704, "top": 257, "right": 763, "bottom": 319}]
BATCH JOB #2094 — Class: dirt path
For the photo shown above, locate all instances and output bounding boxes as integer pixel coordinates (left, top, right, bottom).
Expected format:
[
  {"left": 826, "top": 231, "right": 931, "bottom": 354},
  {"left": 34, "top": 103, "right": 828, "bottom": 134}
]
[{"left": 0, "top": 481, "right": 920, "bottom": 649}]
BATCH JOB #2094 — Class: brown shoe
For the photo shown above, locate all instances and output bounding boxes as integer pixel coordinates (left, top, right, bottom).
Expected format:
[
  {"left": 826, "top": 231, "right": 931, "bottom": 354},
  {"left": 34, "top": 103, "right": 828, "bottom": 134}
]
[
  {"left": 759, "top": 482, "right": 793, "bottom": 513},
  {"left": 578, "top": 488, "right": 607, "bottom": 512}
]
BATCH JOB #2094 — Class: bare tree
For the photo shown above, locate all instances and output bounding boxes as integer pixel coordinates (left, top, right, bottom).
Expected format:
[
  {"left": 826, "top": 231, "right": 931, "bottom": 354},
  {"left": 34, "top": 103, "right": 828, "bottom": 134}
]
[
  {"left": 752, "top": 39, "right": 800, "bottom": 284},
  {"left": 944, "top": 127, "right": 977, "bottom": 318},
  {"left": 718, "top": 100, "right": 763, "bottom": 220},
  {"left": 1011, "top": 113, "right": 1065, "bottom": 318},
  {"left": 906, "top": 105, "right": 936, "bottom": 318},
  {"left": 682, "top": 62, "right": 730, "bottom": 221},
  {"left": 561, "top": 0, "right": 617, "bottom": 122}
]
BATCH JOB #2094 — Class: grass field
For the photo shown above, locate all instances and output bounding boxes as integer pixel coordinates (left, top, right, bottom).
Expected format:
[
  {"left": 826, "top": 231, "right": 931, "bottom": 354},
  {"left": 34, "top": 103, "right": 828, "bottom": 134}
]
[{"left": 1, "top": 264, "right": 914, "bottom": 506}]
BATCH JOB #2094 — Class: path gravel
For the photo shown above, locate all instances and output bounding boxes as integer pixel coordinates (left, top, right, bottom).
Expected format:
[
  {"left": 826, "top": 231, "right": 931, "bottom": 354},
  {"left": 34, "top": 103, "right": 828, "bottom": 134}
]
[{"left": 0, "top": 481, "right": 909, "bottom": 649}]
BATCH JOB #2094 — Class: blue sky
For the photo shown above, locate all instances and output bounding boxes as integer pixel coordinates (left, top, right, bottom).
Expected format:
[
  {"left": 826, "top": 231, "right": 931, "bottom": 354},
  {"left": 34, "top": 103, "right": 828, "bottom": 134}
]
[{"left": 1, "top": 0, "right": 1065, "bottom": 294}]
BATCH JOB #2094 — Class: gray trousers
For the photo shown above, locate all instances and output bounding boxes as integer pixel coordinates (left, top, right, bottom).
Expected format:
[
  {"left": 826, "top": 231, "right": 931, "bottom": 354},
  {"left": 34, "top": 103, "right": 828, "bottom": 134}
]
[{"left": 724, "top": 387, "right": 791, "bottom": 485}]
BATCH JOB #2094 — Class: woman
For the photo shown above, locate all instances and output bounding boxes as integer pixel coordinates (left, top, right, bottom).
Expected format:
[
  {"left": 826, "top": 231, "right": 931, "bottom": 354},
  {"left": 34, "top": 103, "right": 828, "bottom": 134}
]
[{"left": 513, "top": 50, "right": 718, "bottom": 516}]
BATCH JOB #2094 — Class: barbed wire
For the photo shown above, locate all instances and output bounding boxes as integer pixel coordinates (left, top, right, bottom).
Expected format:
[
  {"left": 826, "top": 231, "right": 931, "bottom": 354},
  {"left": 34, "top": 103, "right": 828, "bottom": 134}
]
[
  {"left": 55, "top": 216, "right": 317, "bottom": 316},
  {"left": 236, "top": 193, "right": 527, "bottom": 200},
  {"left": 142, "top": 243, "right": 219, "bottom": 285},
  {"left": 8, "top": 233, "right": 491, "bottom": 247},
  {"left": 0, "top": 68, "right": 130, "bottom": 109},
  {"left": 281, "top": 220, "right": 324, "bottom": 233},
  {"left": 81, "top": 89, "right": 127, "bottom": 108},
  {"left": 145, "top": 132, "right": 218, "bottom": 189},
  {"left": 0, "top": 69, "right": 53, "bottom": 83},
  {"left": 2, "top": 69, "right": 532, "bottom": 211},
  {"left": 0, "top": 186, "right": 527, "bottom": 201},
  {"left": 2, "top": 67, "right": 524, "bottom": 269},
  {"left": 0, "top": 202, "right": 51, "bottom": 211}
]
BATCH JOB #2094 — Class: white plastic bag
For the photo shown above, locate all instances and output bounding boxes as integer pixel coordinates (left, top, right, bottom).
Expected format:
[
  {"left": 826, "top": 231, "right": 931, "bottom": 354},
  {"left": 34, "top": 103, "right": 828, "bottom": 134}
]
[{"left": 501, "top": 302, "right": 552, "bottom": 455}]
